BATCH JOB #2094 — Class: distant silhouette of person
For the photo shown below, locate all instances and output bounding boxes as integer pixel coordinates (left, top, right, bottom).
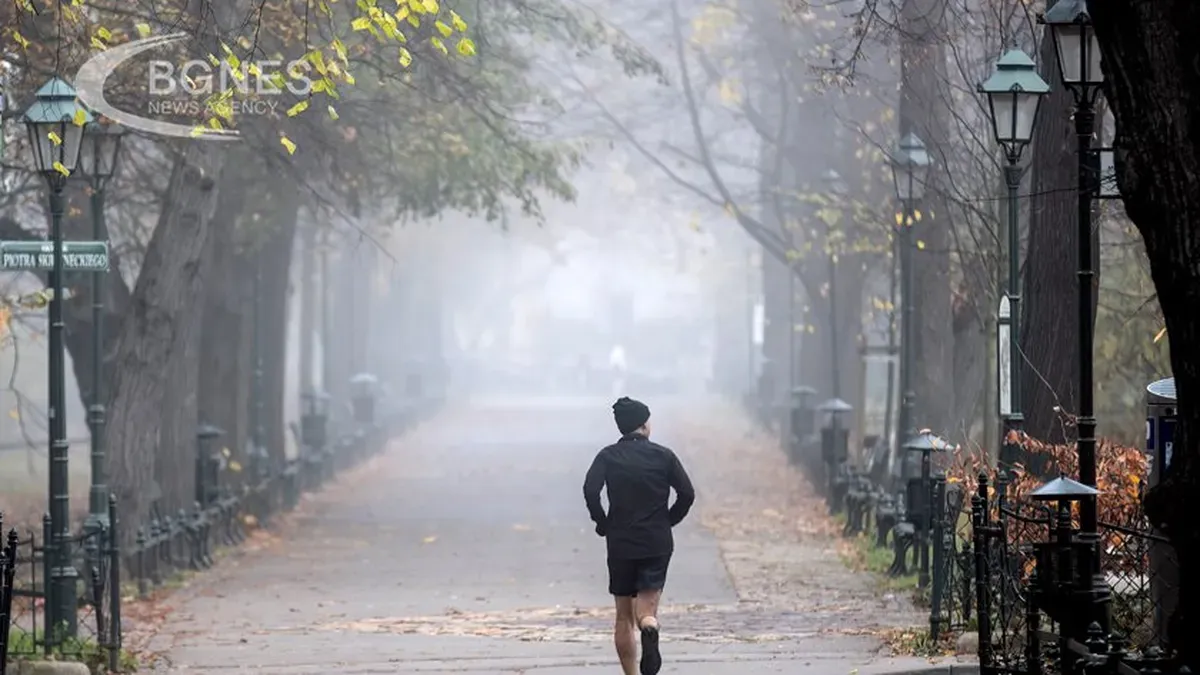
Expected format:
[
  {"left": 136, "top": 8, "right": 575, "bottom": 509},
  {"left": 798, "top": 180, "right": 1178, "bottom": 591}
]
[
  {"left": 608, "top": 344, "right": 627, "bottom": 396},
  {"left": 583, "top": 397, "right": 695, "bottom": 675}
]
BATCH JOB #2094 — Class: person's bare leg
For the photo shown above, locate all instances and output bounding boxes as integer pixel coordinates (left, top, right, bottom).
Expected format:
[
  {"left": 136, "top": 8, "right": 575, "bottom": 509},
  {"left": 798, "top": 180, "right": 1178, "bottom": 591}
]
[
  {"left": 635, "top": 589, "right": 661, "bottom": 628},
  {"left": 614, "top": 596, "right": 638, "bottom": 675},
  {"left": 635, "top": 589, "right": 663, "bottom": 674}
]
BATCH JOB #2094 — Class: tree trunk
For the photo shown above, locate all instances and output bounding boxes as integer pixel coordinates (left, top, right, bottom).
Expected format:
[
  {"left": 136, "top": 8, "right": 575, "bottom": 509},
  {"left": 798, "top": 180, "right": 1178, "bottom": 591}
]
[
  {"left": 899, "top": 0, "right": 955, "bottom": 436},
  {"left": 1019, "top": 35, "right": 1085, "bottom": 445},
  {"left": 1090, "top": 1, "right": 1200, "bottom": 662},
  {"left": 106, "top": 146, "right": 222, "bottom": 538},
  {"left": 257, "top": 192, "right": 300, "bottom": 462},
  {"left": 197, "top": 170, "right": 251, "bottom": 489}
]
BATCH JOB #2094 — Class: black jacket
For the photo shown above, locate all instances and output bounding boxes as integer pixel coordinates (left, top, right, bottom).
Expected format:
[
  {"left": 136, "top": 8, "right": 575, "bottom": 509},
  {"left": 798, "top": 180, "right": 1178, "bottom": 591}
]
[{"left": 583, "top": 433, "right": 696, "bottom": 559}]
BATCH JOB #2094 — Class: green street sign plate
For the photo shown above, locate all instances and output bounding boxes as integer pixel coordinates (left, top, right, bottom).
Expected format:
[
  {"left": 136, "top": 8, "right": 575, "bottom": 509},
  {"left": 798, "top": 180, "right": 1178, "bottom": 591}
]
[{"left": 0, "top": 240, "right": 110, "bottom": 272}]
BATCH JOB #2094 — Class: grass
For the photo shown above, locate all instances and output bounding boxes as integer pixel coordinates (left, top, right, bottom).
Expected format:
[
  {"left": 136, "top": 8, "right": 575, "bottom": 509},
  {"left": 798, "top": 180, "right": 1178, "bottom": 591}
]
[
  {"left": 5, "top": 628, "right": 139, "bottom": 673},
  {"left": 833, "top": 513, "right": 921, "bottom": 593}
]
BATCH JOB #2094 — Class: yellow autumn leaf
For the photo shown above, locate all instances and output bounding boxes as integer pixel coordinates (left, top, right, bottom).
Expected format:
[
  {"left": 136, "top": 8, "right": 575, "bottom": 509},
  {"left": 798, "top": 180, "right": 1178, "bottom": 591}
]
[
  {"left": 11, "top": 30, "right": 29, "bottom": 49},
  {"left": 451, "top": 10, "right": 467, "bottom": 31},
  {"left": 286, "top": 100, "right": 309, "bottom": 117},
  {"left": 398, "top": 48, "right": 413, "bottom": 67},
  {"left": 190, "top": 126, "right": 206, "bottom": 138},
  {"left": 351, "top": 16, "right": 372, "bottom": 31},
  {"left": 72, "top": 109, "right": 87, "bottom": 127},
  {"left": 52, "top": 161, "right": 70, "bottom": 177},
  {"left": 430, "top": 36, "right": 447, "bottom": 55},
  {"left": 435, "top": 20, "right": 452, "bottom": 37},
  {"left": 47, "top": 131, "right": 63, "bottom": 146},
  {"left": 456, "top": 38, "right": 475, "bottom": 56},
  {"left": 332, "top": 38, "right": 348, "bottom": 63},
  {"left": 280, "top": 136, "right": 297, "bottom": 154},
  {"left": 422, "top": 0, "right": 439, "bottom": 12},
  {"left": 327, "top": 105, "right": 339, "bottom": 120},
  {"left": 916, "top": 240, "right": 926, "bottom": 250},
  {"left": 306, "top": 50, "right": 327, "bottom": 75},
  {"left": 135, "top": 23, "right": 151, "bottom": 38},
  {"left": 228, "top": 460, "right": 243, "bottom": 473},
  {"left": 221, "top": 447, "right": 232, "bottom": 457},
  {"left": 90, "top": 37, "right": 107, "bottom": 51},
  {"left": 913, "top": 209, "right": 923, "bottom": 221},
  {"left": 1153, "top": 326, "right": 1167, "bottom": 343}
]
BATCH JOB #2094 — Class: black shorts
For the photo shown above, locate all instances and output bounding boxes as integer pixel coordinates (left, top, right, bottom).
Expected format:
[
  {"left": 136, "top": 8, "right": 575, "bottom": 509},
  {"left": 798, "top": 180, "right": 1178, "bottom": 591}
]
[{"left": 607, "top": 554, "right": 671, "bottom": 597}]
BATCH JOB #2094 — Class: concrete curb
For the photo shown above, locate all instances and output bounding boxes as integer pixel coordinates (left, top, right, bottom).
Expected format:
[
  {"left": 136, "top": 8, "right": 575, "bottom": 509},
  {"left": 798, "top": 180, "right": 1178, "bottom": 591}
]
[
  {"left": 4, "top": 661, "right": 92, "bottom": 675},
  {"left": 856, "top": 657, "right": 982, "bottom": 675}
]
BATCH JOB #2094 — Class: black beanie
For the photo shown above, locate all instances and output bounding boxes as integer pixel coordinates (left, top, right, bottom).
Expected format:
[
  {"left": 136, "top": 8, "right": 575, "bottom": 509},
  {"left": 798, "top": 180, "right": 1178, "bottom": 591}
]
[{"left": 613, "top": 397, "right": 651, "bottom": 435}]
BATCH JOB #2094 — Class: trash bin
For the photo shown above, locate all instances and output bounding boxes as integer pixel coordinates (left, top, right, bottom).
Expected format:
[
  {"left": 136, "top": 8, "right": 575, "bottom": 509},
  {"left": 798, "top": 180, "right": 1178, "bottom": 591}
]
[{"left": 1145, "top": 377, "right": 1179, "bottom": 646}]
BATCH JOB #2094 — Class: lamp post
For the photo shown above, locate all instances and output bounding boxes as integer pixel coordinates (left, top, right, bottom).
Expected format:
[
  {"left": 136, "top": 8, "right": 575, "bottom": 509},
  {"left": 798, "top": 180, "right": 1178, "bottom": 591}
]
[
  {"left": 78, "top": 118, "right": 124, "bottom": 537},
  {"left": 822, "top": 169, "right": 849, "bottom": 400},
  {"left": 888, "top": 133, "right": 931, "bottom": 466},
  {"left": 978, "top": 50, "right": 1049, "bottom": 471},
  {"left": 1039, "top": 0, "right": 1104, "bottom": 535},
  {"left": 22, "top": 77, "right": 93, "bottom": 638}
]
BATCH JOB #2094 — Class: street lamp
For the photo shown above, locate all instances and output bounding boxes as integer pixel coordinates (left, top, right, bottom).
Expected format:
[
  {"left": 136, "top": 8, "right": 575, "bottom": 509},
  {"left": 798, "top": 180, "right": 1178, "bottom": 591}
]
[
  {"left": 978, "top": 50, "right": 1049, "bottom": 471},
  {"left": 888, "top": 133, "right": 930, "bottom": 470},
  {"left": 22, "top": 76, "right": 92, "bottom": 639},
  {"left": 1039, "top": 0, "right": 1103, "bottom": 534},
  {"left": 821, "top": 169, "right": 849, "bottom": 400},
  {"left": 79, "top": 118, "right": 124, "bottom": 538}
]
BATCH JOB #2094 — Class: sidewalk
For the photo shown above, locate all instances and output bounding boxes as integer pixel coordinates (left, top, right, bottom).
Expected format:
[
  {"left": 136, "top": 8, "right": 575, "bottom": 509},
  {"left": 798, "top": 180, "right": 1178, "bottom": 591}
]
[{"left": 129, "top": 397, "right": 946, "bottom": 673}]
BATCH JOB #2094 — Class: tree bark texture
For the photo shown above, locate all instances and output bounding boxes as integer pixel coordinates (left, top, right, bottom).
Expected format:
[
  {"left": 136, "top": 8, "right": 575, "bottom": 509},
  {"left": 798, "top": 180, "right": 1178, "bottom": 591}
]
[
  {"left": 106, "top": 145, "right": 222, "bottom": 540},
  {"left": 898, "top": 0, "right": 955, "bottom": 435},
  {"left": 197, "top": 171, "right": 251, "bottom": 489},
  {"left": 257, "top": 191, "right": 300, "bottom": 462},
  {"left": 1019, "top": 35, "right": 1088, "bottom": 445},
  {"left": 1090, "top": 1, "right": 1200, "bottom": 662}
]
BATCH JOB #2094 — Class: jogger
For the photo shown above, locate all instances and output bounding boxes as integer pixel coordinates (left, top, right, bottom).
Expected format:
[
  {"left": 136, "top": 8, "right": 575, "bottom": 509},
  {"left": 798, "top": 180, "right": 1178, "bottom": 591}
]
[{"left": 584, "top": 397, "right": 696, "bottom": 675}]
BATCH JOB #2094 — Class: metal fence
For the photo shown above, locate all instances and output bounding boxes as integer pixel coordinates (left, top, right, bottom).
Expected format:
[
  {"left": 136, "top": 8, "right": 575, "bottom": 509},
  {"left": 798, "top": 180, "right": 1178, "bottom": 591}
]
[
  {"left": 749, "top": 394, "right": 1184, "bottom": 674},
  {"left": 971, "top": 473, "right": 1184, "bottom": 675},
  {"left": 1, "top": 505, "right": 120, "bottom": 670},
  {"left": 2, "top": 393, "right": 435, "bottom": 671},
  {"left": 1, "top": 519, "right": 17, "bottom": 675}
]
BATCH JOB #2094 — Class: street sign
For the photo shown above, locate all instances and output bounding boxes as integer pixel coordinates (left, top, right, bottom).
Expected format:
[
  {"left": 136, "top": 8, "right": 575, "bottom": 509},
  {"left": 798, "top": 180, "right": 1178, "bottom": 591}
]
[{"left": 0, "top": 240, "right": 109, "bottom": 272}]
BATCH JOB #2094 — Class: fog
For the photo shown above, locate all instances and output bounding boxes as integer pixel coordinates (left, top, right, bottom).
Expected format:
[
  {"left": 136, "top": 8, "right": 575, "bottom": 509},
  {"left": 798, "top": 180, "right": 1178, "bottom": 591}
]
[{"left": 296, "top": 161, "right": 743, "bottom": 418}]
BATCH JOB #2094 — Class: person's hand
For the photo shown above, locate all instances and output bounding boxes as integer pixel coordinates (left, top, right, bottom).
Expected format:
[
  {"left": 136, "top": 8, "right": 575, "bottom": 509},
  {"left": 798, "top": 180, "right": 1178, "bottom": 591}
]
[{"left": 595, "top": 521, "right": 607, "bottom": 537}]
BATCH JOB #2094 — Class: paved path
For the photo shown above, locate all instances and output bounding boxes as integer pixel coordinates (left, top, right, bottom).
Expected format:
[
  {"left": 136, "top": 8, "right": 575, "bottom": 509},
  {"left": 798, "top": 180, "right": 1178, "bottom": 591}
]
[{"left": 139, "top": 397, "right": 936, "bottom": 673}]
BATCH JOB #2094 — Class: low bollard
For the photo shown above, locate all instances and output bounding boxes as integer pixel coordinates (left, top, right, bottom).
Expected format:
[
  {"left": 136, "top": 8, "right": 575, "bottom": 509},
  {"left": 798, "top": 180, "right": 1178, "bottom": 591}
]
[{"left": 874, "top": 494, "right": 898, "bottom": 548}]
